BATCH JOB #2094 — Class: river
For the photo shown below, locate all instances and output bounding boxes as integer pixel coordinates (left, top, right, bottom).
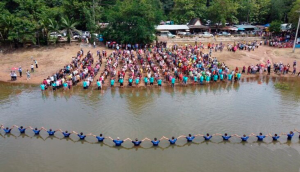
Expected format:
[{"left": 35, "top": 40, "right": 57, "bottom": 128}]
[{"left": 0, "top": 76, "right": 300, "bottom": 172}]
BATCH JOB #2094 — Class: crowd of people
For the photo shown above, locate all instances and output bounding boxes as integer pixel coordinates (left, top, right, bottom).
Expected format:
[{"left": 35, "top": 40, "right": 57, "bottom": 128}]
[
  {"left": 34, "top": 40, "right": 300, "bottom": 91},
  {"left": 1, "top": 125, "right": 299, "bottom": 147}
]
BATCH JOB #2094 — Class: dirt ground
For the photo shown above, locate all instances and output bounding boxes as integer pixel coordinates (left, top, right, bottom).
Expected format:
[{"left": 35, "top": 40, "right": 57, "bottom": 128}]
[{"left": 0, "top": 41, "right": 300, "bottom": 85}]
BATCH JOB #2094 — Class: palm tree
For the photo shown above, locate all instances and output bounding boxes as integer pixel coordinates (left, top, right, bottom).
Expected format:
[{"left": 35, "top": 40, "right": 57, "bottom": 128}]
[
  {"left": 38, "top": 18, "right": 50, "bottom": 44},
  {"left": 48, "top": 19, "right": 60, "bottom": 44},
  {"left": 61, "top": 17, "right": 81, "bottom": 43}
]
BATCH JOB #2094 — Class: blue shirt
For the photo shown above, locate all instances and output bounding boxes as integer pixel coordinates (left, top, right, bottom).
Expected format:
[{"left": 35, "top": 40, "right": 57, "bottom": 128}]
[
  {"left": 272, "top": 136, "right": 280, "bottom": 141},
  {"left": 113, "top": 140, "right": 124, "bottom": 146},
  {"left": 40, "top": 84, "right": 45, "bottom": 90},
  {"left": 78, "top": 134, "right": 86, "bottom": 140},
  {"left": 110, "top": 80, "right": 115, "bottom": 85},
  {"left": 256, "top": 135, "right": 266, "bottom": 141},
  {"left": 97, "top": 81, "right": 101, "bottom": 87},
  {"left": 228, "top": 74, "right": 232, "bottom": 80},
  {"left": 157, "top": 80, "right": 162, "bottom": 85},
  {"left": 151, "top": 140, "right": 160, "bottom": 146},
  {"left": 204, "top": 135, "right": 212, "bottom": 140},
  {"left": 18, "top": 128, "right": 26, "bottom": 133},
  {"left": 3, "top": 128, "right": 11, "bottom": 133},
  {"left": 33, "top": 129, "right": 40, "bottom": 135},
  {"left": 119, "top": 78, "right": 124, "bottom": 84},
  {"left": 241, "top": 136, "right": 249, "bottom": 141},
  {"left": 129, "top": 78, "right": 133, "bottom": 83},
  {"left": 169, "top": 139, "right": 177, "bottom": 144},
  {"left": 144, "top": 78, "right": 148, "bottom": 83},
  {"left": 287, "top": 133, "right": 294, "bottom": 140},
  {"left": 222, "top": 135, "right": 231, "bottom": 140},
  {"left": 63, "top": 132, "right": 71, "bottom": 137},
  {"left": 132, "top": 141, "right": 142, "bottom": 146},
  {"left": 171, "top": 78, "right": 176, "bottom": 84},
  {"left": 47, "top": 130, "right": 55, "bottom": 135},
  {"left": 83, "top": 81, "right": 87, "bottom": 87},
  {"left": 186, "top": 136, "right": 195, "bottom": 142},
  {"left": 96, "top": 136, "right": 105, "bottom": 142},
  {"left": 150, "top": 77, "right": 154, "bottom": 83},
  {"left": 135, "top": 78, "right": 139, "bottom": 84}
]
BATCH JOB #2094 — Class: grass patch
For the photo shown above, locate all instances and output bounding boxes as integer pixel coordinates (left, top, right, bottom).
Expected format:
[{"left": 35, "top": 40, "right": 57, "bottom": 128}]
[{"left": 274, "top": 82, "right": 290, "bottom": 90}]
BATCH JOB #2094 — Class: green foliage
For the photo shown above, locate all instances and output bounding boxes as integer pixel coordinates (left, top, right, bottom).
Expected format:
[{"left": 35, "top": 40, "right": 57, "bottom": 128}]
[
  {"left": 269, "top": 21, "right": 282, "bottom": 33},
  {"left": 207, "top": 0, "right": 239, "bottom": 25},
  {"left": 288, "top": 0, "right": 300, "bottom": 26},
  {"left": 171, "top": 0, "right": 207, "bottom": 24},
  {"left": 103, "top": 0, "right": 163, "bottom": 44}
]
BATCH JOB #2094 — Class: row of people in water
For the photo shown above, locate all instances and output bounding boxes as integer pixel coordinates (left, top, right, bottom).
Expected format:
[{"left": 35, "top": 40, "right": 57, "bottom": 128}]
[
  {"left": 1, "top": 125, "right": 299, "bottom": 146},
  {"left": 86, "top": 72, "right": 242, "bottom": 90}
]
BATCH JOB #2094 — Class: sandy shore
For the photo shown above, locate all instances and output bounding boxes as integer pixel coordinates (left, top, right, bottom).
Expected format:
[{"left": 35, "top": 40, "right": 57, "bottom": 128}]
[{"left": 0, "top": 41, "right": 300, "bottom": 86}]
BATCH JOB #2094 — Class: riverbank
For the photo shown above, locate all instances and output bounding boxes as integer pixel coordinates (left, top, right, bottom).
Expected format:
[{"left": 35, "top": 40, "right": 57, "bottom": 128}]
[{"left": 0, "top": 42, "right": 300, "bottom": 85}]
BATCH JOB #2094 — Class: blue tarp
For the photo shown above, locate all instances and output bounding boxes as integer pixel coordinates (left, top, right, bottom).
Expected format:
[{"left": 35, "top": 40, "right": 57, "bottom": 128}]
[
  {"left": 238, "top": 28, "right": 245, "bottom": 31},
  {"left": 264, "top": 24, "right": 270, "bottom": 27}
]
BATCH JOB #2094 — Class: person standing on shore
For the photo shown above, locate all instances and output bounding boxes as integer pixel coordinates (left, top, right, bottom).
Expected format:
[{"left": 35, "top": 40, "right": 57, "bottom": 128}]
[
  {"left": 31, "top": 64, "right": 34, "bottom": 73},
  {"left": 34, "top": 60, "right": 38, "bottom": 68},
  {"left": 18, "top": 66, "right": 22, "bottom": 77},
  {"left": 26, "top": 70, "right": 30, "bottom": 80}
]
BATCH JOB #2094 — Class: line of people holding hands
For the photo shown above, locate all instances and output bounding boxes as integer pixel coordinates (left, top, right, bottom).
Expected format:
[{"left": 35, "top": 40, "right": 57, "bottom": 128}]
[{"left": 1, "top": 125, "right": 299, "bottom": 147}]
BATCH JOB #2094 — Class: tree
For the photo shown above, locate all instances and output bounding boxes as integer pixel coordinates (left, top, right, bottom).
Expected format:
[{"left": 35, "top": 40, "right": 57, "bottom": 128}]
[
  {"left": 60, "top": 17, "right": 80, "bottom": 43},
  {"left": 160, "top": 0, "right": 174, "bottom": 16},
  {"left": 269, "top": 20, "right": 281, "bottom": 33},
  {"left": 288, "top": 0, "right": 300, "bottom": 26},
  {"left": 207, "top": 0, "right": 239, "bottom": 26},
  {"left": 171, "top": 0, "right": 207, "bottom": 24},
  {"left": 103, "top": 0, "right": 163, "bottom": 44}
]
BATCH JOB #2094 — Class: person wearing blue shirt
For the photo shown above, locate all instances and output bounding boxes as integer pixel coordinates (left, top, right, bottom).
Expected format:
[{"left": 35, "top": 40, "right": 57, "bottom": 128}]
[
  {"left": 171, "top": 77, "right": 176, "bottom": 87},
  {"left": 40, "top": 83, "right": 45, "bottom": 91},
  {"left": 254, "top": 133, "right": 267, "bottom": 141},
  {"left": 185, "top": 134, "right": 196, "bottom": 142},
  {"left": 119, "top": 78, "right": 124, "bottom": 87},
  {"left": 150, "top": 76, "right": 154, "bottom": 85},
  {"left": 46, "top": 129, "right": 56, "bottom": 136},
  {"left": 151, "top": 138, "right": 160, "bottom": 146},
  {"left": 77, "top": 132, "right": 86, "bottom": 140},
  {"left": 96, "top": 79, "right": 102, "bottom": 90},
  {"left": 30, "top": 127, "right": 42, "bottom": 135},
  {"left": 61, "top": 130, "right": 71, "bottom": 137},
  {"left": 235, "top": 134, "right": 252, "bottom": 141},
  {"left": 220, "top": 133, "right": 232, "bottom": 141},
  {"left": 272, "top": 133, "right": 280, "bottom": 141},
  {"left": 144, "top": 77, "right": 148, "bottom": 86},
  {"left": 83, "top": 80, "right": 88, "bottom": 89},
  {"left": 220, "top": 74, "right": 224, "bottom": 81},
  {"left": 128, "top": 77, "right": 133, "bottom": 86},
  {"left": 213, "top": 74, "right": 218, "bottom": 82},
  {"left": 111, "top": 137, "right": 124, "bottom": 146},
  {"left": 18, "top": 126, "right": 27, "bottom": 134},
  {"left": 157, "top": 78, "right": 162, "bottom": 86},
  {"left": 287, "top": 131, "right": 294, "bottom": 140},
  {"left": 200, "top": 75, "right": 204, "bottom": 84},
  {"left": 203, "top": 133, "right": 213, "bottom": 141},
  {"left": 168, "top": 136, "right": 177, "bottom": 144},
  {"left": 52, "top": 82, "right": 56, "bottom": 91},
  {"left": 93, "top": 134, "right": 105, "bottom": 142},
  {"left": 1, "top": 125, "right": 15, "bottom": 134},
  {"left": 135, "top": 77, "right": 140, "bottom": 86},
  {"left": 132, "top": 138, "right": 142, "bottom": 146},
  {"left": 110, "top": 78, "right": 115, "bottom": 87},
  {"left": 228, "top": 74, "right": 232, "bottom": 81}
]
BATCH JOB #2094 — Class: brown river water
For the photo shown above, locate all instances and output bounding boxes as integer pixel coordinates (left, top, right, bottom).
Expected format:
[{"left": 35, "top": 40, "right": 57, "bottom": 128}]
[{"left": 0, "top": 76, "right": 300, "bottom": 172}]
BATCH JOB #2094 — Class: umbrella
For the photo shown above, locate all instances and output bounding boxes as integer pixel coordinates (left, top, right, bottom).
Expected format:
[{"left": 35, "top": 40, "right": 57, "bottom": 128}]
[{"left": 11, "top": 67, "right": 18, "bottom": 70}]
